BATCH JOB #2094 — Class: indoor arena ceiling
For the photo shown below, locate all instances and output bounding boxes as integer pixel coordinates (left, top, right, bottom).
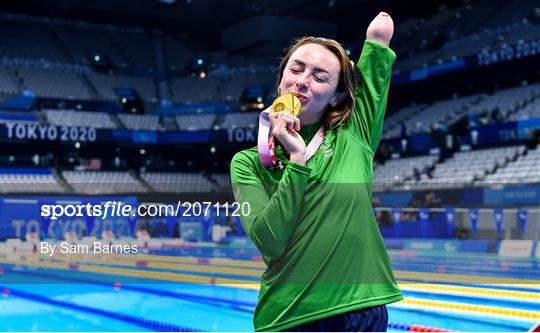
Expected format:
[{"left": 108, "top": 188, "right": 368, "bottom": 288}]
[{"left": 0, "top": 0, "right": 466, "bottom": 49}]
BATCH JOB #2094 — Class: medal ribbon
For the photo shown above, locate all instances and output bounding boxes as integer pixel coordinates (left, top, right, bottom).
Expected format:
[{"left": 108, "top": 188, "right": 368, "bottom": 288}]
[{"left": 257, "top": 108, "right": 325, "bottom": 168}]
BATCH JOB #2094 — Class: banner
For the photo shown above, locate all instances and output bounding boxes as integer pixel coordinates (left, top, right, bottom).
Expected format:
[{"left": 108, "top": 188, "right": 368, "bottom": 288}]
[
  {"left": 392, "top": 208, "right": 402, "bottom": 237},
  {"left": 477, "top": 38, "right": 540, "bottom": 67},
  {"left": 445, "top": 208, "right": 455, "bottom": 238},
  {"left": 1, "top": 123, "right": 97, "bottom": 143},
  {"left": 418, "top": 208, "right": 430, "bottom": 237},
  {"left": 0, "top": 122, "right": 260, "bottom": 145},
  {"left": 403, "top": 239, "right": 460, "bottom": 252},
  {"left": 235, "top": 216, "right": 245, "bottom": 236},
  {"left": 1, "top": 196, "right": 137, "bottom": 240},
  {"left": 517, "top": 209, "right": 528, "bottom": 234},
  {"left": 464, "top": 117, "right": 540, "bottom": 146},
  {"left": 493, "top": 208, "right": 504, "bottom": 236},
  {"left": 469, "top": 208, "right": 479, "bottom": 237},
  {"left": 498, "top": 240, "right": 534, "bottom": 257},
  {"left": 484, "top": 185, "right": 540, "bottom": 206},
  {"left": 373, "top": 185, "right": 537, "bottom": 207}
]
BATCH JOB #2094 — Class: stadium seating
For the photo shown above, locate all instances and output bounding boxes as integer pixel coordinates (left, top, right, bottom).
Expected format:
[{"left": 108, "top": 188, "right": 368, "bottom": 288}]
[
  {"left": 118, "top": 113, "right": 164, "bottom": 131},
  {"left": 0, "top": 15, "right": 68, "bottom": 62},
  {"left": 211, "top": 174, "right": 232, "bottom": 192},
  {"left": 0, "top": 69, "right": 20, "bottom": 95},
  {"left": 481, "top": 0, "right": 539, "bottom": 31},
  {"left": 373, "top": 155, "right": 439, "bottom": 191},
  {"left": 383, "top": 82, "right": 540, "bottom": 139},
  {"left": 482, "top": 146, "right": 540, "bottom": 184},
  {"left": 217, "top": 71, "right": 275, "bottom": 102},
  {"left": 169, "top": 76, "right": 222, "bottom": 104},
  {"left": 382, "top": 104, "right": 427, "bottom": 139},
  {"left": 0, "top": 170, "right": 65, "bottom": 194},
  {"left": 16, "top": 67, "right": 93, "bottom": 100},
  {"left": 107, "top": 29, "right": 156, "bottom": 69},
  {"left": 509, "top": 98, "right": 540, "bottom": 121},
  {"left": 62, "top": 171, "right": 147, "bottom": 194},
  {"left": 141, "top": 172, "right": 213, "bottom": 193},
  {"left": 162, "top": 36, "right": 193, "bottom": 71},
  {"left": 176, "top": 114, "right": 217, "bottom": 131},
  {"left": 219, "top": 112, "right": 259, "bottom": 129},
  {"left": 384, "top": 95, "right": 479, "bottom": 138},
  {"left": 0, "top": 3, "right": 537, "bottom": 106},
  {"left": 43, "top": 109, "right": 117, "bottom": 129},
  {"left": 0, "top": 6, "right": 538, "bottom": 198},
  {"left": 406, "top": 146, "right": 526, "bottom": 190},
  {"left": 86, "top": 72, "right": 158, "bottom": 102},
  {"left": 393, "top": 0, "right": 538, "bottom": 72},
  {"left": 52, "top": 22, "right": 127, "bottom": 67},
  {"left": 467, "top": 83, "right": 540, "bottom": 120}
]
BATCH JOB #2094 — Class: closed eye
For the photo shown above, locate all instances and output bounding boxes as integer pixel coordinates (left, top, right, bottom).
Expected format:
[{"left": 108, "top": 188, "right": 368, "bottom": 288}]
[{"left": 313, "top": 74, "right": 329, "bottom": 83}]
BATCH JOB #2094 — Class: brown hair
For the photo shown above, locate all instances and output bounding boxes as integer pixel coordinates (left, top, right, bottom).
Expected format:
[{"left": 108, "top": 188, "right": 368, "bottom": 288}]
[{"left": 276, "top": 36, "right": 358, "bottom": 131}]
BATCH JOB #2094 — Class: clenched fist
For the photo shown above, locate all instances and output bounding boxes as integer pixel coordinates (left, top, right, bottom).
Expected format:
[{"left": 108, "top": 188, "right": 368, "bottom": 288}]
[{"left": 269, "top": 111, "right": 306, "bottom": 165}]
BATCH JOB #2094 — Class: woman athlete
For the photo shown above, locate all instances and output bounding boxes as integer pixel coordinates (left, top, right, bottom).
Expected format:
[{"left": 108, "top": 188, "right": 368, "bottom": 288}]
[{"left": 230, "top": 12, "right": 401, "bottom": 332}]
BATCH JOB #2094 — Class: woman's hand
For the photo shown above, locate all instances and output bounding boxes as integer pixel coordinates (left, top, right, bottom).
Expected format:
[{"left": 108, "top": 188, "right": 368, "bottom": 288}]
[
  {"left": 366, "top": 12, "right": 394, "bottom": 47},
  {"left": 270, "top": 112, "right": 306, "bottom": 165}
]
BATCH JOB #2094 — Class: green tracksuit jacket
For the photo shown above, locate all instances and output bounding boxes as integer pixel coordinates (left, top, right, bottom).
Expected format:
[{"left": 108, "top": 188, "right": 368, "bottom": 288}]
[{"left": 230, "top": 39, "right": 402, "bottom": 331}]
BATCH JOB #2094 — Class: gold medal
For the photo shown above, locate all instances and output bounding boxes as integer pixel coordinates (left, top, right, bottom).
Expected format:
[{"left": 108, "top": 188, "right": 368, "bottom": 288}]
[{"left": 271, "top": 93, "right": 302, "bottom": 117}]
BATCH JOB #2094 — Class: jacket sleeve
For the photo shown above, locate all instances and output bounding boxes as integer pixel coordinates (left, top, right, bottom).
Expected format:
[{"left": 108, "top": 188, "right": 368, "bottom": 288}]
[
  {"left": 347, "top": 39, "right": 396, "bottom": 153},
  {"left": 230, "top": 151, "right": 311, "bottom": 259}
]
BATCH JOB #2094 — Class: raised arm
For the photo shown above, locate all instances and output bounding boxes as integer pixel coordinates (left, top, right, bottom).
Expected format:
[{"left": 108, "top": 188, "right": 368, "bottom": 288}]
[
  {"left": 348, "top": 12, "right": 396, "bottom": 152},
  {"left": 366, "top": 12, "right": 394, "bottom": 47}
]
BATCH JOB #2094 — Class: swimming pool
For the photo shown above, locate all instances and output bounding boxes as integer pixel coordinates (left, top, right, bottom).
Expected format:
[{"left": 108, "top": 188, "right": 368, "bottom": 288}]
[{"left": 1, "top": 246, "right": 538, "bottom": 332}]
